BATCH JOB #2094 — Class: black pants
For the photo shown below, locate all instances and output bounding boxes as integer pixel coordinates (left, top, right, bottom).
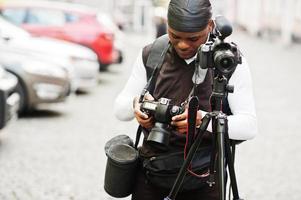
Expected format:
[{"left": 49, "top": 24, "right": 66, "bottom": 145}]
[{"left": 131, "top": 166, "right": 219, "bottom": 200}]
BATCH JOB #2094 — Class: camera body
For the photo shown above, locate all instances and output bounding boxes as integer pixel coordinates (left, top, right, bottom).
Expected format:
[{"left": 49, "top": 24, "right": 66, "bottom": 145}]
[
  {"left": 199, "top": 40, "right": 241, "bottom": 75},
  {"left": 140, "top": 98, "right": 184, "bottom": 150},
  {"left": 141, "top": 98, "right": 184, "bottom": 124}
]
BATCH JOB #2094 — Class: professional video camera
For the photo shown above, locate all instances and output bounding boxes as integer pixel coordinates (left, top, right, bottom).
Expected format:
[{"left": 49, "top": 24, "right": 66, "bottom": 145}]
[
  {"left": 140, "top": 97, "right": 184, "bottom": 150},
  {"left": 197, "top": 16, "right": 242, "bottom": 76}
]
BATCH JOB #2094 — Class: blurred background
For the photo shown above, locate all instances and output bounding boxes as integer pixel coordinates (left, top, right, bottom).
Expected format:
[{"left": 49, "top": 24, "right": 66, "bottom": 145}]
[{"left": 0, "top": 0, "right": 300, "bottom": 200}]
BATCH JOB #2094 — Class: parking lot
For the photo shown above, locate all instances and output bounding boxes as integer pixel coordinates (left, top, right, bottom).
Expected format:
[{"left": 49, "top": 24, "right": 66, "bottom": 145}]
[{"left": 0, "top": 28, "right": 301, "bottom": 200}]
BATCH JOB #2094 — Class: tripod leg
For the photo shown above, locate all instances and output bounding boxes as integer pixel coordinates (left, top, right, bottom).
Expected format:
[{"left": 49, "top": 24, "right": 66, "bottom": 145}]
[
  {"left": 216, "top": 116, "right": 226, "bottom": 200},
  {"left": 224, "top": 124, "right": 243, "bottom": 200},
  {"left": 207, "top": 119, "right": 217, "bottom": 187}
]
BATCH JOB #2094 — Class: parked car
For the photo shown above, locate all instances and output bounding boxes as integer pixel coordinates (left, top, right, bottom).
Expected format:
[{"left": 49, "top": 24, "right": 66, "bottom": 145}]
[
  {"left": 0, "top": 16, "right": 99, "bottom": 92},
  {"left": 0, "top": 48, "right": 70, "bottom": 114},
  {"left": 0, "top": 0, "right": 123, "bottom": 70},
  {"left": 0, "top": 65, "right": 20, "bottom": 129}
]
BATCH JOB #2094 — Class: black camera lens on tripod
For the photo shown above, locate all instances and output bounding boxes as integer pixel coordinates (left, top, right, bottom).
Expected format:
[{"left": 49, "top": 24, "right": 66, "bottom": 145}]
[
  {"left": 197, "top": 16, "right": 242, "bottom": 76},
  {"left": 214, "top": 48, "right": 237, "bottom": 75}
]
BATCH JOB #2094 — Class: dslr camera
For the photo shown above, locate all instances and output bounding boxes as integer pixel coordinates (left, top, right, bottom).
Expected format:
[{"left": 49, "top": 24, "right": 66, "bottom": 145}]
[
  {"left": 197, "top": 16, "right": 242, "bottom": 76},
  {"left": 140, "top": 97, "right": 184, "bottom": 150}
]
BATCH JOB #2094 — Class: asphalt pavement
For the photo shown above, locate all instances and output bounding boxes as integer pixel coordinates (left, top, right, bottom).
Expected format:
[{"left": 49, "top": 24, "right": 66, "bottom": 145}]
[{"left": 0, "top": 30, "right": 300, "bottom": 200}]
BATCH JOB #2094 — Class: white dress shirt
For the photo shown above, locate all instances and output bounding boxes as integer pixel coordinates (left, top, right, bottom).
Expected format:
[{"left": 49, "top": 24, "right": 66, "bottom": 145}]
[{"left": 114, "top": 50, "right": 257, "bottom": 140}]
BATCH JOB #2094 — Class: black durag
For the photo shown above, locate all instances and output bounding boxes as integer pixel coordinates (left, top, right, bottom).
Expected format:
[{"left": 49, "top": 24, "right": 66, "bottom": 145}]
[{"left": 168, "top": 0, "right": 212, "bottom": 32}]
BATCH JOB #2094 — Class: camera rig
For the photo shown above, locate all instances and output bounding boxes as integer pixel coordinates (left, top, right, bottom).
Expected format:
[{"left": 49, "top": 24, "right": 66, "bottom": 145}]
[{"left": 197, "top": 15, "right": 242, "bottom": 76}]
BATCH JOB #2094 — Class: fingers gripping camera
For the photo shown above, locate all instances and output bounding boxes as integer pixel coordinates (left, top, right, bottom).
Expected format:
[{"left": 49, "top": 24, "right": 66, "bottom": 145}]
[
  {"left": 140, "top": 98, "right": 185, "bottom": 150},
  {"left": 141, "top": 98, "right": 184, "bottom": 123}
]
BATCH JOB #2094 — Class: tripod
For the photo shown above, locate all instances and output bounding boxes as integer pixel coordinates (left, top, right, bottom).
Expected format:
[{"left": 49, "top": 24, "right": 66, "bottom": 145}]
[{"left": 164, "top": 74, "right": 243, "bottom": 200}]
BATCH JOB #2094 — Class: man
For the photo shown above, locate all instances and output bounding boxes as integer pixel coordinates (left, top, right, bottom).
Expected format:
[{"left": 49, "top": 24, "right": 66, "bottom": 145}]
[
  {"left": 114, "top": 0, "right": 257, "bottom": 199},
  {"left": 155, "top": 17, "right": 167, "bottom": 38}
]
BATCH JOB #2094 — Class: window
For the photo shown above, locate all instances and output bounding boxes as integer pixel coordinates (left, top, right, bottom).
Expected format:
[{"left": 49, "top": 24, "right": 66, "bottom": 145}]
[
  {"left": 1, "top": 8, "right": 27, "bottom": 25},
  {"left": 27, "top": 8, "right": 65, "bottom": 26},
  {"left": 65, "top": 12, "right": 80, "bottom": 23}
]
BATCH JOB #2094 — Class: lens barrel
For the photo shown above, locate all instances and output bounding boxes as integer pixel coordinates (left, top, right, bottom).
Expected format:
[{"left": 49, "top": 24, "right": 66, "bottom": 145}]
[{"left": 146, "top": 122, "right": 170, "bottom": 151}]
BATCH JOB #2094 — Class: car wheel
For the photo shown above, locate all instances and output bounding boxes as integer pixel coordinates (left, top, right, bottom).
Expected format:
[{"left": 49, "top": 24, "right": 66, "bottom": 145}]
[
  {"left": 15, "top": 81, "right": 28, "bottom": 115},
  {"left": 117, "top": 50, "right": 123, "bottom": 64}
]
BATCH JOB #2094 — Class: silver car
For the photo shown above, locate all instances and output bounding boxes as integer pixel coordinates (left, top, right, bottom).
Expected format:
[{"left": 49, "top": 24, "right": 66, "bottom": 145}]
[{"left": 0, "top": 50, "right": 70, "bottom": 114}]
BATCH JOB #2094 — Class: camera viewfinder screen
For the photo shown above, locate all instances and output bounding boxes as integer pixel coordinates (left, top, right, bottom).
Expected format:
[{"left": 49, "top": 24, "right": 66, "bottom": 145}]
[{"left": 143, "top": 102, "right": 157, "bottom": 111}]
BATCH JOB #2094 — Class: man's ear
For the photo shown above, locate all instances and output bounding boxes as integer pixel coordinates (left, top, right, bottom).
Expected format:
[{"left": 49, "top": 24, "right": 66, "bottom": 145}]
[{"left": 208, "top": 19, "right": 214, "bottom": 32}]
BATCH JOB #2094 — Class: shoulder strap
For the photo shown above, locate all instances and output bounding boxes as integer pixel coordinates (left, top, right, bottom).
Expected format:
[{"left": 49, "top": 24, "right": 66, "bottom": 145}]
[
  {"left": 145, "top": 34, "right": 170, "bottom": 81},
  {"left": 135, "top": 35, "right": 170, "bottom": 149}
]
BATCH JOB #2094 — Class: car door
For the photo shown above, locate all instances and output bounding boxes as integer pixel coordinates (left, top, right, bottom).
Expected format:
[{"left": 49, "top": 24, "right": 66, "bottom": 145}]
[
  {"left": 23, "top": 8, "right": 70, "bottom": 40},
  {"left": 63, "top": 11, "right": 99, "bottom": 45}
]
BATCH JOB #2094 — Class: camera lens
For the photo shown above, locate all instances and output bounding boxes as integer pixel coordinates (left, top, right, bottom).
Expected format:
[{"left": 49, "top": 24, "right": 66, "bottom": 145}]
[
  {"left": 214, "top": 49, "right": 236, "bottom": 74},
  {"left": 220, "top": 57, "right": 234, "bottom": 68},
  {"left": 146, "top": 122, "right": 170, "bottom": 151}
]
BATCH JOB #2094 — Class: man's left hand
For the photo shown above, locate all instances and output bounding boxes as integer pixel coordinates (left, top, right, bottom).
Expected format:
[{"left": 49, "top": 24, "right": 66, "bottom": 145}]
[{"left": 171, "top": 109, "right": 202, "bottom": 134}]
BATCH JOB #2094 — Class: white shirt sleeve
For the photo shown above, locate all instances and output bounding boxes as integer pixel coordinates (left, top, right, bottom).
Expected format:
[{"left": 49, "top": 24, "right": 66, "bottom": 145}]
[
  {"left": 201, "top": 57, "right": 258, "bottom": 140},
  {"left": 227, "top": 57, "right": 258, "bottom": 140},
  {"left": 113, "top": 50, "right": 147, "bottom": 121}
]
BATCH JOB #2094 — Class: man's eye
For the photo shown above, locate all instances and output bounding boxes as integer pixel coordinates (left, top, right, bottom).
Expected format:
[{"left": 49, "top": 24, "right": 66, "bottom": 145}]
[
  {"left": 172, "top": 34, "right": 180, "bottom": 39},
  {"left": 189, "top": 37, "right": 199, "bottom": 42}
]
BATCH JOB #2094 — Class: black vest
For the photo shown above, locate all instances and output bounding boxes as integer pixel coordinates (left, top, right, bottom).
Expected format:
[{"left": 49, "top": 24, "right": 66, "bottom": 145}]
[{"left": 139, "top": 44, "right": 214, "bottom": 157}]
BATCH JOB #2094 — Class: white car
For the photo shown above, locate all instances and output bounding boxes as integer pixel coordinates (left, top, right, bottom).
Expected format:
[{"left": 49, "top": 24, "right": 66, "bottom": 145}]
[{"left": 0, "top": 16, "right": 99, "bottom": 92}]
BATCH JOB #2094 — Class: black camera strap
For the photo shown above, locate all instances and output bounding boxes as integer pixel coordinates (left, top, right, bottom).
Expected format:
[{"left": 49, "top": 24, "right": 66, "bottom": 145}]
[
  {"left": 142, "top": 34, "right": 170, "bottom": 96},
  {"left": 135, "top": 34, "right": 171, "bottom": 149}
]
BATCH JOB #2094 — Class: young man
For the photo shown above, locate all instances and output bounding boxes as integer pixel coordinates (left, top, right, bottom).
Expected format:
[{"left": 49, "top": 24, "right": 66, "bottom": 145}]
[{"left": 114, "top": 0, "right": 257, "bottom": 199}]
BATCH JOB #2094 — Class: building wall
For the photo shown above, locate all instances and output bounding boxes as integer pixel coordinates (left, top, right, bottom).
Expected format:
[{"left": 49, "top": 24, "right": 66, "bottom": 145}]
[{"left": 225, "top": 0, "right": 301, "bottom": 44}]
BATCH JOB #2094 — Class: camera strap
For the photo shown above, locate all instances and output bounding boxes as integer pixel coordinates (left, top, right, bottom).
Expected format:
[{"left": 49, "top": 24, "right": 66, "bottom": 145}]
[
  {"left": 143, "top": 34, "right": 170, "bottom": 95},
  {"left": 135, "top": 34, "right": 171, "bottom": 149}
]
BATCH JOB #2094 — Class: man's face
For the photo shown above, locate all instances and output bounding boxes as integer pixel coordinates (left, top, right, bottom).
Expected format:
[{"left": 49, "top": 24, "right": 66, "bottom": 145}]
[{"left": 168, "top": 22, "right": 213, "bottom": 59}]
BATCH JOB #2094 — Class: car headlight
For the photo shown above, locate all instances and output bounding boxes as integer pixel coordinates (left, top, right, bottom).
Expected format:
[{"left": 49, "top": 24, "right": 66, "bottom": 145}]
[
  {"left": 71, "top": 56, "right": 97, "bottom": 63},
  {"left": 70, "top": 56, "right": 98, "bottom": 70},
  {"left": 23, "top": 61, "right": 67, "bottom": 79}
]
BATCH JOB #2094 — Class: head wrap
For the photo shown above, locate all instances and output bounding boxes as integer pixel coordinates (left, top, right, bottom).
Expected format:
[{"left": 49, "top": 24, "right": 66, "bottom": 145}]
[{"left": 167, "top": 0, "right": 212, "bottom": 32}]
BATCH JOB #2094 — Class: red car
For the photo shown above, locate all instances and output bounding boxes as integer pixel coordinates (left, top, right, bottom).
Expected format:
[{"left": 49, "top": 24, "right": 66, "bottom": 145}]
[{"left": 0, "top": 1, "right": 122, "bottom": 70}]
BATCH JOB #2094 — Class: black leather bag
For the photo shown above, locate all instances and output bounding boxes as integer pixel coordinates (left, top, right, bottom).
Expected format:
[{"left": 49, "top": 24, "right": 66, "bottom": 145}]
[
  {"left": 142, "top": 146, "right": 212, "bottom": 191},
  {"left": 104, "top": 135, "right": 139, "bottom": 198}
]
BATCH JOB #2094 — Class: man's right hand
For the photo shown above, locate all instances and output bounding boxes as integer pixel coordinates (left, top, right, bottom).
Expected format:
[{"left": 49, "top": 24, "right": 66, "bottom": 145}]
[{"left": 133, "top": 94, "right": 154, "bottom": 129}]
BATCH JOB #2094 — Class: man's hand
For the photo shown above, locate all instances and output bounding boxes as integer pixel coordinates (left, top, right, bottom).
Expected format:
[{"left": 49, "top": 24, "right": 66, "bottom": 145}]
[
  {"left": 133, "top": 93, "right": 154, "bottom": 129},
  {"left": 171, "top": 109, "right": 203, "bottom": 134}
]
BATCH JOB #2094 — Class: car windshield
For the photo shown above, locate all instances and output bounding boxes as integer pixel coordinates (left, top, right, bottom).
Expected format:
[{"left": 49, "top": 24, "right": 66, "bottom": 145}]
[{"left": 1, "top": 8, "right": 26, "bottom": 25}]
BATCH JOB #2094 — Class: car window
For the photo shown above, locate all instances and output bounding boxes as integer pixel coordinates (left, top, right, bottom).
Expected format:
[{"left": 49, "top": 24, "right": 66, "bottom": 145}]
[
  {"left": 27, "top": 8, "right": 65, "bottom": 26},
  {"left": 1, "top": 8, "right": 27, "bottom": 25},
  {"left": 65, "top": 12, "right": 80, "bottom": 23}
]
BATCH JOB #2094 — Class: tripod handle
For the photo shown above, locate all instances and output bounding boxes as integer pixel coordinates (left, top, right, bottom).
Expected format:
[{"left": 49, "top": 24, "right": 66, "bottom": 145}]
[{"left": 186, "top": 96, "right": 199, "bottom": 155}]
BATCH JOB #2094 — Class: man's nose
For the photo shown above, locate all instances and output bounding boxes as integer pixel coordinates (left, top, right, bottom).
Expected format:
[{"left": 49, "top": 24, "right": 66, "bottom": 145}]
[{"left": 177, "top": 40, "right": 190, "bottom": 51}]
